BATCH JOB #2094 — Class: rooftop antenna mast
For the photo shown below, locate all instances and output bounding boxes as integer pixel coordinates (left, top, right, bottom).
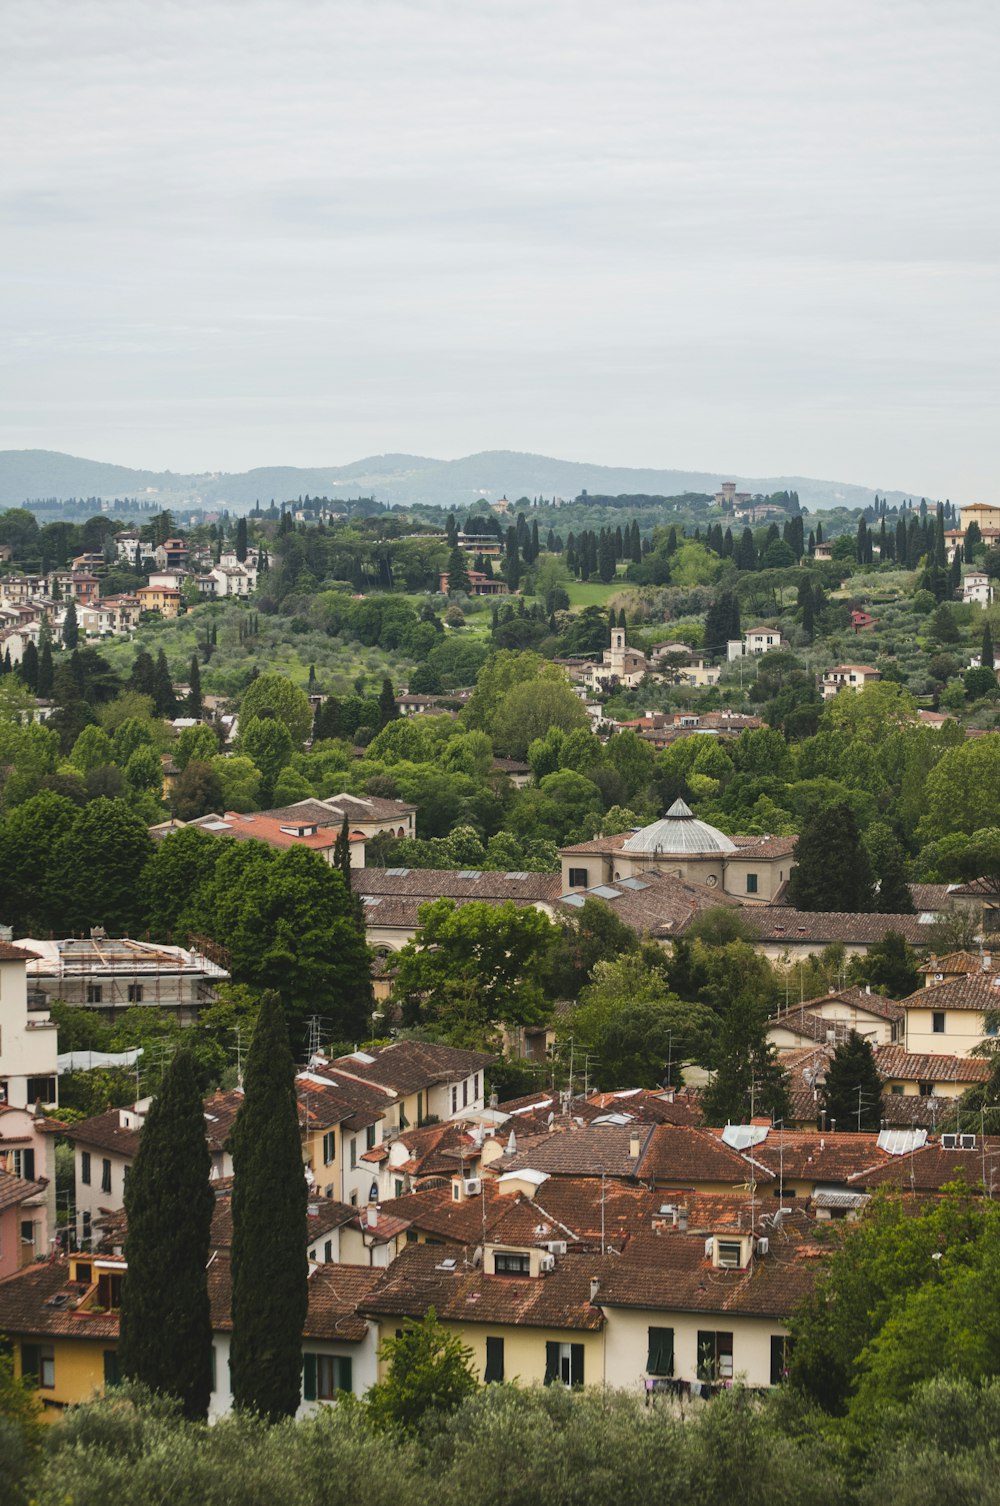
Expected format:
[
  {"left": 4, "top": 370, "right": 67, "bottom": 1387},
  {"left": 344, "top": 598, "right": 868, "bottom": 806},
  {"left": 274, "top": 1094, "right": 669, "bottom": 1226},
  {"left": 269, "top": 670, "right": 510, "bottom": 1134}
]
[{"left": 307, "top": 1014, "right": 323, "bottom": 1063}]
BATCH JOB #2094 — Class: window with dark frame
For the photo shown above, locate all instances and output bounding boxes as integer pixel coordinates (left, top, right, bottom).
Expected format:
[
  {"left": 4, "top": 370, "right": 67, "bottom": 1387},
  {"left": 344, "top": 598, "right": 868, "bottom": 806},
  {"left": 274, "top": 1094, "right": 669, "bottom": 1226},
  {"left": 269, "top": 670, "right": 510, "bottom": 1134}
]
[
  {"left": 646, "top": 1326, "right": 674, "bottom": 1376},
  {"left": 493, "top": 1251, "right": 531, "bottom": 1276}
]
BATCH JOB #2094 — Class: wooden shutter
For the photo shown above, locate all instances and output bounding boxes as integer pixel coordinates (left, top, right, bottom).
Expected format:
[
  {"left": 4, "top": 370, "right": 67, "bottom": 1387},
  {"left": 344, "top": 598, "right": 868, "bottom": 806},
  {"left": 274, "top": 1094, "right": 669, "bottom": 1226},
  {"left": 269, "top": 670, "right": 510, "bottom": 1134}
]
[
  {"left": 484, "top": 1337, "right": 504, "bottom": 1384},
  {"left": 543, "top": 1342, "right": 559, "bottom": 1385},
  {"left": 21, "top": 1343, "right": 40, "bottom": 1382},
  {"left": 570, "top": 1344, "right": 584, "bottom": 1387},
  {"left": 336, "top": 1356, "right": 353, "bottom": 1394},
  {"left": 303, "top": 1352, "right": 317, "bottom": 1402},
  {"left": 646, "top": 1327, "right": 674, "bottom": 1376},
  {"left": 103, "top": 1349, "right": 120, "bottom": 1387}
]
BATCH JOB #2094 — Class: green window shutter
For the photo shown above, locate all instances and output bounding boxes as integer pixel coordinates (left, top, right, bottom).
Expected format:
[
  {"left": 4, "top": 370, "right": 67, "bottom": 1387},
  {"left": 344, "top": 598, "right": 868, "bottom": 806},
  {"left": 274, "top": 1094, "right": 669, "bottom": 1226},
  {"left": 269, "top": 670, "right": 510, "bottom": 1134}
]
[
  {"left": 336, "top": 1356, "right": 353, "bottom": 1394},
  {"left": 543, "top": 1342, "right": 559, "bottom": 1385},
  {"left": 570, "top": 1344, "right": 584, "bottom": 1387},
  {"left": 21, "top": 1343, "right": 40, "bottom": 1383},
  {"left": 103, "top": 1349, "right": 120, "bottom": 1388},
  {"left": 303, "top": 1352, "right": 317, "bottom": 1402},
  {"left": 770, "top": 1335, "right": 791, "bottom": 1385},
  {"left": 647, "top": 1327, "right": 674, "bottom": 1376},
  {"left": 484, "top": 1336, "right": 504, "bottom": 1384}
]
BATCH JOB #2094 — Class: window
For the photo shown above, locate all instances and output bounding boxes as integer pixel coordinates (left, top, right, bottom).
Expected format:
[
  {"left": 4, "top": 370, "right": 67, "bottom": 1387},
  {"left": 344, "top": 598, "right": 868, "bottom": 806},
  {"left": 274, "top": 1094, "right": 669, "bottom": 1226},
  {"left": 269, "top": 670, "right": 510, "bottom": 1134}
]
[
  {"left": 365, "top": 1123, "right": 376, "bottom": 1151},
  {"left": 103, "top": 1350, "right": 121, "bottom": 1388},
  {"left": 82, "top": 1211, "right": 92, "bottom": 1243},
  {"left": 350, "top": 1138, "right": 357, "bottom": 1171},
  {"left": 81, "top": 1151, "right": 91, "bottom": 1185},
  {"left": 101, "top": 1159, "right": 112, "bottom": 1194},
  {"left": 494, "top": 1251, "right": 531, "bottom": 1276},
  {"left": 394, "top": 1179, "right": 404, "bottom": 1198},
  {"left": 716, "top": 1240, "right": 744, "bottom": 1269},
  {"left": 86, "top": 985, "right": 103, "bottom": 1005},
  {"left": 322, "top": 1131, "right": 336, "bottom": 1164},
  {"left": 324, "top": 1240, "right": 333, "bottom": 1263},
  {"left": 568, "top": 868, "right": 588, "bottom": 889},
  {"left": 932, "top": 1012, "right": 946, "bottom": 1035},
  {"left": 303, "top": 1353, "right": 353, "bottom": 1401},
  {"left": 12, "top": 1148, "right": 35, "bottom": 1181},
  {"left": 26, "top": 1077, "right": 55, "bottom": 1104},
  {"left": 451, "top": 1086, "right": 458, "bottom": 1114},
  {"left": 544, "top": 1341, "right": 584, "bottom": 1387},
  {"left": 22, "top": 1343, "right": 55, "bottom": 1389},
  {"left": 646, "top": 1326, "right": 674, "bottom": 1376},
  {"left": 127, "top": 984, "right": 144, "bottom": 1004},
  {"left": 891, "top": 1084, "right": 904, "bottom": 1095},
  {"left": 919, "top": 1082, "right": 935, "bottom": 1097},
  {"left": 462, "top": 1079, "right": 469, "bottom": 1108},
  {"left": 697, "top": 1330, "right": 733, "bottom": 1382},
  {"left": 484, "top": 1336, "right": 505, "bottom": 1383},
  {"left": 473, "top": 1074, "right": 480, "bottom": 1101},
  {"left": 770, "top": 1335, "right": 793, "bottom": 1386},
  {"left": 98, "top": 1272, "right": 123, "bottom": 1310},
  {"left": 745, "top": 873, "right": 758, "bottom": 895}
]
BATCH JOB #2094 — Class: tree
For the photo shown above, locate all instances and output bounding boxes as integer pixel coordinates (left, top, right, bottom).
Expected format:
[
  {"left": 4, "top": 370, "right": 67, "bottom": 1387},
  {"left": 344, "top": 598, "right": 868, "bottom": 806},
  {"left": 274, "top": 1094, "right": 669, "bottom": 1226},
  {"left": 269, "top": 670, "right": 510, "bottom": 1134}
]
[
  {"left": 392, "top": 899, "right": 557, "bottom": 1048},
  {"left": 378, "top": 676, "right": 397, "bottom": 729},
  {"left": 787, "top": 802, "right": 875, "bottom": 912},
  {"left": 919, "top": 737, "right": 1000, "bottom": 841},
  {"left": 367, "top": 1309, "right": 477, "bottom": 1433},
  {"left": 820, "top": 1031, "right": 883, "bottom": 1131},
  {"left": 51, "top": 798, "right": 154, "bottom": 934},
  {"left": 851, "top": 930, "right": 921, "bottom": 999},
  {"left": 142, "top": 826, "right": 222, "bottom": 937},
  {"left": 174, "top": 722, "right": 218, "bottom": 771},
  {"left": 700, "top": 999, "right": 791, "bottom": 1126},
  {"left": 153, "top": 649, "right": 176, "bottom": 718},
  {"left": 235, "top": 515, "right": 248, "bottom": 562},
  {"left": 172, "top": 759, "right": 225, "bottom": 822},
  {"left": 446, "top": 546, "right": 471, "bottom": 595},
  {"left": 240, "top": 672, "right": 312, "bottom": 748},
  {"left": 545, "top": 898, "right": 640, "bottom": 999},
  {"left": 492, "top": 675, "right": 589, "bottom": 759},
  {"left": 864, "top": 822, "right": 915, "bottom": 914},
  {"left": 983, "top": 623, "right": 995, "bottom": 671},
  {"left": 62, "top": 599, "right": 79, "bottom": 649},
  {"left": 186, "top": 654, "right": 203, "bottom": 718},
  {"left": 0, "top": 791, "right": 79, "bottom": 933},
  {"left": 119, "top": 1048, "right": 214, "bottom": 1419},
  {"left": 570, "top": 954, "right": 716, "bottom": 1088},
  {"left": 964, "top": 665, "right": 998, "bottom": 700},
  {"left": 228, "top": 991, "right": 308, "bottom": 1423},
  {"left": 239, "top": 716, "right": 293, "bottom": 804}
]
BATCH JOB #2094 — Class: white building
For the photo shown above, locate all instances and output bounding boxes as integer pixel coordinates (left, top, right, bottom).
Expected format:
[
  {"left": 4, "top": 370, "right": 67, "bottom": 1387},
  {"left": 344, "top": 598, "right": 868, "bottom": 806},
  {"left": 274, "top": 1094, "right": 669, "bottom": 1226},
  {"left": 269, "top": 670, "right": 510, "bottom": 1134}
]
[
  {"left": 963, "top": 572, "right": 995, "bottom": 607},
  {"left": 727, "top": 628, "right": 788, "bottom": 660},
  {"left": 820, "top": 664, "right": 881, "bottom": 700},
  {"left": 0, "top": 941, "right": 58, "bottom": 1111},
  {"left": 20, "top": 935, "right": 229, "bottom": 1025}
]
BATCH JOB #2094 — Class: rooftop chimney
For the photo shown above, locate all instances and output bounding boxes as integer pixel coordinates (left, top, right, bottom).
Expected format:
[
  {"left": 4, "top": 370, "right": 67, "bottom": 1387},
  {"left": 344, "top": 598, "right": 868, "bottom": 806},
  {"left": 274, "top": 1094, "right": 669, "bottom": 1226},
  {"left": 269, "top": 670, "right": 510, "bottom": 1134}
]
[
  {"left": 629, "top": 1131, "right": 641, "bottom": 1159},
  {"left": 367, "top": 1204, "right": 379, "bottom": 1229},
  {"left": 677, "top": 1207, "right": 689, "bottom": 1233},
  {"left": 590, "top": 1277, "right": 600, "bottom": 1303}
]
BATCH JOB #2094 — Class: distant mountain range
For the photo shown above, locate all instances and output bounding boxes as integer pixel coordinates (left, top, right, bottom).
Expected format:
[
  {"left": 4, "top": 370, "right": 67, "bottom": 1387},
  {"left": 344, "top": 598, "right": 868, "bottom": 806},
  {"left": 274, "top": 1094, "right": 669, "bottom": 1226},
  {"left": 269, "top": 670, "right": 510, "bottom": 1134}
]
[{"left": 0, "top": 448, "right": 931, "bottom": 514}]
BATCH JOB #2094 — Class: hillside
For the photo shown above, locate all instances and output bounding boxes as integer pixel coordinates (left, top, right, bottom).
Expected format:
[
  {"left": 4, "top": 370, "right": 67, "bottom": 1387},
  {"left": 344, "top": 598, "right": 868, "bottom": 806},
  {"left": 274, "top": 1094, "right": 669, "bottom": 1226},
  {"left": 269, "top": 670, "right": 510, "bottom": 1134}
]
[{"left": 0, "top": 448, "right": 933, "bottom": 514}]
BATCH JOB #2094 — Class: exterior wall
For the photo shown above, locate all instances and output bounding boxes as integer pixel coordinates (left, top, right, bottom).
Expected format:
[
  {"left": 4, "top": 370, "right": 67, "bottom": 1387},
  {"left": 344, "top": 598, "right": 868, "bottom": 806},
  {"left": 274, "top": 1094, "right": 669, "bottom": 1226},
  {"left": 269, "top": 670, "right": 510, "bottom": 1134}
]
[
  {"left": 372, "top": 1319, "right": 604, "bottom": 1389},
  {"left": 755, "top": 941, "right": 873, "bottom": 964},
  {"left": 602, "top": 1306, "right": 788, "bottom": 1391},
  {"left": 15, "top": 1335, "right": 111, "bottom": 1420},
  {"left": 0, "top": 1106, "right": 57, "bottom": 1236},
  {"left": 722, "top": 857, "right": 788, "bottom": 903},
  {"left": 30, "top": 971, "right": 208, "bottom": 1025},
  {"left": 0, "top": 958, "right": 59, "bottom": 1109},
  {"left": 884, "top": 1079, "right": 965, "bottom": 1100},
  {"left": 208, "top": 1330, "right": 380, "bottom": 1419},
  {"left": 905, "top": 1006, "right": 990, "bottom": 1059},
  {"left": 74, "top": 1141, "right": 134, "bottom": 1245},
  {"left": 338, "top": 1223, "right": 404, "bottom": 1267}
]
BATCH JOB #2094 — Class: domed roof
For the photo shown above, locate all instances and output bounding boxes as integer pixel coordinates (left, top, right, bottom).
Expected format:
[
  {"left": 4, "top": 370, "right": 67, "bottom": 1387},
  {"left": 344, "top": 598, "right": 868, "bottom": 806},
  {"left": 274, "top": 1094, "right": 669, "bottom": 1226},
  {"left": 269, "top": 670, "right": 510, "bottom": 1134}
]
[{"left": 621, "top": 799, "right": 737, "bottom": 856}]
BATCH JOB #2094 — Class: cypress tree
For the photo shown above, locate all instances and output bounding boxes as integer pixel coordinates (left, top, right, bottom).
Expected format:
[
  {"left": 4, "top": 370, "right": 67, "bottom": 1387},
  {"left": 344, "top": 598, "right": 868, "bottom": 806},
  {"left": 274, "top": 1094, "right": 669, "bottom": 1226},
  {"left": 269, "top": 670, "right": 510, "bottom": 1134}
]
[
  {"left": 186, "top": 654, "right": 203, "bottom": 718},
  {"left": 62, "top": 599, "right": 79, "bottom": 649},
  {"left": 787, "top": 802, "right": 875, "bottom": 912},
  {"left": 38, "top": 639, "right": 53, "bottom": 699},
  {"left": 153, "top": 648, "right": 176, "bottom": 717},
  {"left": 983, "top": 623, "right": 995, "bottom": 671},
  {"left": 19, "top": 640, "right": 38, "bottom": 693},
  {"left": 119, "top": 1049, "right": 214, "bottom": 1419},
  {"left": 229, "top": 992, "right": 308, "bottom": 1422},
  {"left": 378, "top": 676, "right": 397, "bottom": 728},
  {"left": 821, "top": 1031, "right": 883, "bottom": 1132},
  {"left": 235, "top": 515, "right": 249, "bottom": 562}
]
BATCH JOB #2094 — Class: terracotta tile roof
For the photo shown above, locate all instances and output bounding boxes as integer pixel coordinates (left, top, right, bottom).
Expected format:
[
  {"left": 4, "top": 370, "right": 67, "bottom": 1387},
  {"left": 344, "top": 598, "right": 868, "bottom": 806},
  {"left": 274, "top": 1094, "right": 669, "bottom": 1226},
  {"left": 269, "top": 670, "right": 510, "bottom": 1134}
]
[
  {"left": 0, "top": 1261, "right": 122, "bottom": 1339},
  {"left": 355, "top": 869, "right": 561, "bottom": 903},
  {"left": 358, "top": 894, "right": 547, "bottom": 930},
  {"left": 637, "top": 1125, "right": 776, "bottom": 1187},
  {"left": 596, "top": 1218, "right": 826, "bottom": 1320},
  {"left": 558, "top": 834, "right": 630, "bottom": 856},
  {"left": 947, "top": 877, "right": 1000, "bottom": 899},
  {"left": 60, "top": 1108, "right": 142, "bottom": 1159},
  {"left": 0, "top": 941, "right": 39, "bottom": 962},
  {"left": 727, "top": 836, "right": 798, "bottom": 860},
  {"left": 322, "top": 1040, "right": 494, "bottom": 1097},
  {"left": 265, "top": 794, "right": 416, "bottom": 826},
  {"left": 497, "top": 1122, "right": 762, "bottom": 1188},
  {"left": 295, "top": 1075, "right": 391, "bottom": 1132},
  {"left": 851, "top": 1143, "right": 1000, "bottom": 1193},
  {"left": 360, "top": 1244, "right": 609, "bottom": 1331},
  {"left": 190, "top": 811, "right": 339, "bottom": 852},
  {"left": 918, "top": 951, "right": 986, "bottom": 977},
  {"left": 583, "top": 1088, "right": 704, "bottom": 1127},
  {"left": 498, "top": 1123, "right": 653, "bottom": 1179},
  {"left": 0, "top": 1169, "right": 47, "bottom": 1212},
  {"left": 746, "top": 908, "right": 936, "bottom": 946},
  {"left": 557, "top": 872, "right": 742, "bottom": 939},
  {"left": 902, "top": 973, "right": 1000, "bottom": 1012},
  {"left": 874, "top": 1047, "right": 992, "bottom": 1084},
  {"left": 723, "top": 1128, "right": 887, "bottom": 1184},
  {"left": 909, "top": 884, "right": 953, "bottom": 910}
]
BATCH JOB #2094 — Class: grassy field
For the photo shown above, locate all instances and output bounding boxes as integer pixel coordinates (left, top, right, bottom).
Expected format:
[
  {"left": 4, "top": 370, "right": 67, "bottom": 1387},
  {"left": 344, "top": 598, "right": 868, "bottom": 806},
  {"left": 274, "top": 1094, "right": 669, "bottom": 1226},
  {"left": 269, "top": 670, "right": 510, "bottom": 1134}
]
[{"left": 564, "top": 578, "right": 623, "bottom": 609}]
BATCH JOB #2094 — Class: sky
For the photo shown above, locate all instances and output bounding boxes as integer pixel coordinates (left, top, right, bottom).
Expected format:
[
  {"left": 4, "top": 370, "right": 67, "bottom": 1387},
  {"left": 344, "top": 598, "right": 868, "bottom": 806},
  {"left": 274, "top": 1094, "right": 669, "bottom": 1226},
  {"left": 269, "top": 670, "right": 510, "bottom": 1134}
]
[{"left": 2, "top": 0, "right": 998, "bottom": 498}]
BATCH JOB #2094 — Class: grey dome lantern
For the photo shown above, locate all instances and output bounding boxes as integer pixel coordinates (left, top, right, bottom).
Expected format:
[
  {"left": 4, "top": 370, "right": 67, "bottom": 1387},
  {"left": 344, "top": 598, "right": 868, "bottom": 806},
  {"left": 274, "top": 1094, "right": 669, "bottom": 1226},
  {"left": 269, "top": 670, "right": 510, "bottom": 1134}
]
[{"left": 621, "top": 799, "right": 737, "bottom": 856}]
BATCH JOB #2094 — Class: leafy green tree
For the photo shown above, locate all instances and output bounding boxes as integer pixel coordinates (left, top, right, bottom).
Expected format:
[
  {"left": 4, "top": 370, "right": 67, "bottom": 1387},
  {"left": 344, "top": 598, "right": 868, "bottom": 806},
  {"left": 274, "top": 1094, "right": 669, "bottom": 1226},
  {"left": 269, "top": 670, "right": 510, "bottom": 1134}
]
[
  {"left": 392, "top": 899, "right": 557, "bottom": 1048},
  {"left": 68, "top": 724, "right": 115, "bottom": 773},
  {"left": 965, "top": 665, "right": 998, "bottom": 700},
  {"left": 863, "top": 822, "right": 914, "bottom": 913},
  {"left": 51, "top": 798, "right": 154, "bottom": 935},
  {"left": 229, "top": 991, "right": 308, "bottom": 1423},
  {"left": 378, "top": 675, "right": 397, "bottom": 728},
  {"left": 700, "top": 999, "right": 790, "bottom": 1125},
  {"left": 0, "top": 791, "right": 79, "bottom": 931},
  {"left": 210, "top": 754, "right": 261, "bottom": 812},
  {"left": 544, "top": 898, "right": 640, "bottom": 999},
  {"left": 820, "top": 1031, "right": 883, "bottom": 1131},
  {"left": 571, "top": 955, "right": 716, "bottom": 1088},
  {"left": 174, "top": 722, "right": 218, "bottom": 771},
  {"left": 850, "top": 931, "right": 921, "bottom": 999},
  {"left": 787, "top": 802, "right": 875, "bottom": 912},
  {"left": 366, "top": 1309, "right": 477, "bottom": 1434},
  {"left": 119, "top": 1049, "right": 214, "bottom": 1419},
  {"left": 172, "top": 759, "right": 225, "bottom": 823},
  {"left": 919, "top": 737, "right": 1000, "bottom": 840},
  {"left": 142, "top": 826, "right": 222, "bottom": 937},
  {"left": 240, "top": 672, "right": 312, "bottom": 749},
  {"left": 492, "top": 674, "right": 589, "bottom": 759},
  {"left": 239, "top": 716, "right": 293, "bottom": 804}
]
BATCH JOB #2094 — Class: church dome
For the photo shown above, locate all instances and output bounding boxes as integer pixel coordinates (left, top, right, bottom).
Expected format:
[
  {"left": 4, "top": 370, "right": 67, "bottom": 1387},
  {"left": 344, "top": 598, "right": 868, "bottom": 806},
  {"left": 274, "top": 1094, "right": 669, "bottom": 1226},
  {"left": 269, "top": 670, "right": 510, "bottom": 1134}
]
[{"left": 621, "top": 798, "right": 736, "bottom": 856}]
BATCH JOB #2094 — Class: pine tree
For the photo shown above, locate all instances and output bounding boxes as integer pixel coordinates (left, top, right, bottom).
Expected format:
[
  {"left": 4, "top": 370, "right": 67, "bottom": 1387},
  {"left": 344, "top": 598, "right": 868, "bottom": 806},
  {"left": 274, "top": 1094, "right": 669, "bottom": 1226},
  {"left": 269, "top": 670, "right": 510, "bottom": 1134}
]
[
  {"left": 62, "top": 599, "right": 79, "bottom": 649},
  {"left": 787, "top": 802, "right": 875, "bottom": 912},
  {"left": 229, "top": 992, "right": 308, "bottom": 1422},
  {"left": 119, "top": 1049, "right": 214, "bottom": 1419},
  {"left": 821, "top": 1031, "right": 883, "bottom": 1132},
  {"left": 186, "top": 654, "right": 203, "bottom": 718}
]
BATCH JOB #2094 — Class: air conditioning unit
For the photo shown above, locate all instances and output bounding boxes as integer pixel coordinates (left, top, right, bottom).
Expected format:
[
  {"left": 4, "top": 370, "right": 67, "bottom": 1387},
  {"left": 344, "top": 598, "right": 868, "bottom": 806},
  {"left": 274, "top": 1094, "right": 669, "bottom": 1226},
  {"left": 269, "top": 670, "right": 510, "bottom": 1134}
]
[
  {"left": 941, "top": 1133, "right": 957, "bottom": 1149},
  {"left": 545, "top": 1240, "right": 568, "bottom": 1256},
  {"left": 464, "top": 1178, "right": 482, "bottom": 1196},
  {"left": 756, "top": 1237, "right": 769, "bottom": 1257},
  {"left": 539, "top": 1253, "right": 556, "bottom": 1273},
  {"left": 960, "top": 1134, "right": 977, "bottom": 1150}
]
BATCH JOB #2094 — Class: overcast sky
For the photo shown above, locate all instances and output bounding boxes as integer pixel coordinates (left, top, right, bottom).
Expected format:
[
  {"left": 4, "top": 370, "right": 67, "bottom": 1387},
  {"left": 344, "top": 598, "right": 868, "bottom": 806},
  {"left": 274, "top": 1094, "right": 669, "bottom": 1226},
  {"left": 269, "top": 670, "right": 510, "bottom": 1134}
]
[{"left": 2, "top": 0, "right": 997, "bottom": 497}]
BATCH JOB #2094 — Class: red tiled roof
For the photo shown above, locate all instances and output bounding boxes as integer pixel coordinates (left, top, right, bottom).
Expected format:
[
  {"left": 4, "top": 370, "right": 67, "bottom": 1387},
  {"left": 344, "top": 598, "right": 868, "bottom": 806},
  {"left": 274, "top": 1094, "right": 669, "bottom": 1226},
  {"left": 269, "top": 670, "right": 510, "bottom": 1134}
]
[
  {"left": 874, "top": 1047, "right": 991, "bottom": 1084},
  {"left": 902, "top": 973, "right": 1000, "bottom": 1012}
]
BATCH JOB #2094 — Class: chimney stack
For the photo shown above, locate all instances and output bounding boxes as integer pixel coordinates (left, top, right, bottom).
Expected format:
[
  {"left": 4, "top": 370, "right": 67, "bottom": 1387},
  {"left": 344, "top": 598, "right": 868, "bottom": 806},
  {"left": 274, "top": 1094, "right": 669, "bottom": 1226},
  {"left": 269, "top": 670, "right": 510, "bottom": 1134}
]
[
  {"left": 629, "top": 1131, "right": 641, "bottom": 1160},
  {"left": 367, "top": 1204, "right": 378, "bottom": 1229},
  {"left": 590, "top": 1277, "right": 600, "bottom": 1303},
  {"left": 677, "top": 1206, "right": 689, "bottom": 1233}
]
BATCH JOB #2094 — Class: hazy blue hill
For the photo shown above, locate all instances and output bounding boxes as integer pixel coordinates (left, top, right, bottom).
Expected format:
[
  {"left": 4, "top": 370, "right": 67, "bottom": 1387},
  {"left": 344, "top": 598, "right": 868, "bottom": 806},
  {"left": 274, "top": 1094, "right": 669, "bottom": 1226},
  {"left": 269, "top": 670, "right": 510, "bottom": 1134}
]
[{"left": 0, "top": 447, "right": 930, "bottom": 513}]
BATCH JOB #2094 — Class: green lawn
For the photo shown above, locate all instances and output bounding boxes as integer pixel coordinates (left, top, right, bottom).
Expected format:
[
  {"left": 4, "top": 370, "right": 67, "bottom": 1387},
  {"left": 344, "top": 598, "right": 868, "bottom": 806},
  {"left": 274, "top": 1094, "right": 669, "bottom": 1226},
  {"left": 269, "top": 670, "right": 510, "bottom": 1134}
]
[{"left": 564, "top": 578, "right": 623, "bottom": 609}]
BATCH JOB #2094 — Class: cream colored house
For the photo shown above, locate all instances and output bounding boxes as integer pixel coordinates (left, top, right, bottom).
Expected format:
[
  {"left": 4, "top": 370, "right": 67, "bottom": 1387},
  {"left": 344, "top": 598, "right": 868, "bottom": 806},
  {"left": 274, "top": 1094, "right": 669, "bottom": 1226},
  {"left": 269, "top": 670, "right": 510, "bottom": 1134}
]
[
  {"left": 820, "top": 665, "right": 880, "bottom": 700},
  {"left": 767, "top": 988, "right": 904, "bottom": 1051},
  {"left": 901, "top": 971, "right": 1000, "bottom": 1057},
  {"left": 0, "top": 942, "right": 58, "bottom": 1112}
]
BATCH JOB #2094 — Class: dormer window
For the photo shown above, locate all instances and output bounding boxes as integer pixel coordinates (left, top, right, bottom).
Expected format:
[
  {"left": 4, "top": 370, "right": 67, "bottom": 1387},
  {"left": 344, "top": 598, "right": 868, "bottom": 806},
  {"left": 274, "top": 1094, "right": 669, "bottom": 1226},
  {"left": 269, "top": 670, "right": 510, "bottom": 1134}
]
[
  {"left": 716, "top": 1240, "right": 743, "bottom": 1269},
  {"left": 494, "top": 1251, "right": 531, "bottom": 1276}
]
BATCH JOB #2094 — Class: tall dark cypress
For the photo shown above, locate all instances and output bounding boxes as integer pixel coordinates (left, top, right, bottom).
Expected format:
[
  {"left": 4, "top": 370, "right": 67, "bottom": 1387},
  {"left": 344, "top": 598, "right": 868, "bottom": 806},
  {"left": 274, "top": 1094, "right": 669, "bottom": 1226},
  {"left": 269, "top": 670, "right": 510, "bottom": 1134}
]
[
  {"left": 187, "top": 654, "right": 203, "bottom": 718},
  {"left": 119, "top": 1049, "right": 214, "bottom": 1419},
  {"left": 229, "top": 992, "right": 308, "bottom": 1422}
]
